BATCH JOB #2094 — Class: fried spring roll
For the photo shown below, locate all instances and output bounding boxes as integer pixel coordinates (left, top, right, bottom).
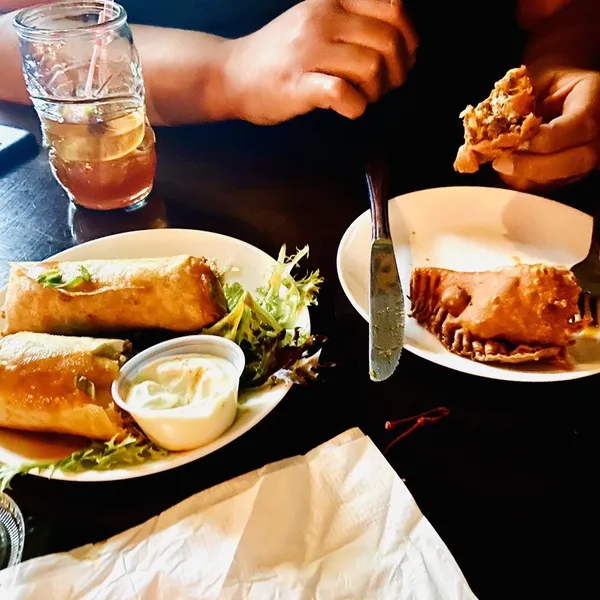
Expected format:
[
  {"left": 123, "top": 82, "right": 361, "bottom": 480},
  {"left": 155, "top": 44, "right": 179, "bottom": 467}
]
[
  {"left": 2, "top": 255, "right": 227, "bottom": 335},
  {"left": 0, "top": 332, "right": 129, "bottom": 440}
]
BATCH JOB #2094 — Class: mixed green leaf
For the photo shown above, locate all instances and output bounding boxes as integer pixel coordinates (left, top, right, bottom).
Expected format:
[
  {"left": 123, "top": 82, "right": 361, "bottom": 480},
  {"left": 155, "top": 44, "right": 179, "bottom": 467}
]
[
  {"left": 205, "top": 245, "right": 325, "bottom": 386},
  {"left": 0, "top": 245, "right": 327, "bottom": 490},
  {"left": 37, "top": 265, "right": 92, "bottom": 290},
  {"left": 0, "top": 435, "right": 167, "bottom": 492}
]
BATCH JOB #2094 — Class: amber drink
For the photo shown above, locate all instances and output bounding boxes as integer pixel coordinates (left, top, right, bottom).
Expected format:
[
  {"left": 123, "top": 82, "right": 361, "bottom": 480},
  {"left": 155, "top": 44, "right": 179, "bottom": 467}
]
[
  {"left": 42, "top": 105, "right": 156, "bottom": 210},
  {"left": 15, "top": 1, "right": 155, "bottom": 210}
]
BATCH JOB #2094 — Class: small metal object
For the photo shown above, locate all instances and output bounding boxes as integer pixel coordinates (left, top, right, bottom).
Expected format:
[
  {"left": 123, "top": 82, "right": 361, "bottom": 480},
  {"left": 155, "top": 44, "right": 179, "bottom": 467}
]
[{"left": 572, "top": 207, "right": 600, "bottom": 325}]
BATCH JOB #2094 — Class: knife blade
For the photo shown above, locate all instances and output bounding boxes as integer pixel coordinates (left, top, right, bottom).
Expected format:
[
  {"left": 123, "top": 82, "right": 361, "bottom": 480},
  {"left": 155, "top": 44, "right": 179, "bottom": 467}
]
[{"left": 366, "top": 156, "right": 405, "bottom": 382}]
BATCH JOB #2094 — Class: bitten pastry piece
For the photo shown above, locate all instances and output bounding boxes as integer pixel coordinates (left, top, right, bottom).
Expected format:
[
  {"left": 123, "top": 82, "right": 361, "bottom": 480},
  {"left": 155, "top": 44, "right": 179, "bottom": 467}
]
[
  {"left": 0, "top": 333, "right": 129, "bottom": 440},
  {"left": 410, "top": 264, "right": 584, "bottom": 366},
  {"left": 454, "top": 66, "right": 542, "bottom": 173},
  {"left": 2, "top": 255, "right": 227, "bottom": 335}
]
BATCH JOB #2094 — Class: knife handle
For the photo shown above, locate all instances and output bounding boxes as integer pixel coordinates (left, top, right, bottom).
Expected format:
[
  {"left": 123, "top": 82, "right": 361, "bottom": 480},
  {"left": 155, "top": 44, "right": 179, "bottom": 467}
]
[{"left": 365, "top": 156, "right": 390, "bottom": 241}]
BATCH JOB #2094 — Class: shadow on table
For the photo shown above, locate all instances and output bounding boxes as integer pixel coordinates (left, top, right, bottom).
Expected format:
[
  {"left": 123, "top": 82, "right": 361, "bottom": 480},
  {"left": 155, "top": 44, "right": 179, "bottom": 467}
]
[{"left": 68, "top": 195, "right": 169, "bottom": 244}]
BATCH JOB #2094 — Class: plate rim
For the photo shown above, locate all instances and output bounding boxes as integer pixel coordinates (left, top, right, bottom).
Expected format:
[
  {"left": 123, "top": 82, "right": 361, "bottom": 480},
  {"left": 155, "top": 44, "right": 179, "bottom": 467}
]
[
  {"left": 0, "top": 228, "right": 310, "bottom": 482},
  {"left": 336, "top": 185, "right": 596, "bottom": 383}
]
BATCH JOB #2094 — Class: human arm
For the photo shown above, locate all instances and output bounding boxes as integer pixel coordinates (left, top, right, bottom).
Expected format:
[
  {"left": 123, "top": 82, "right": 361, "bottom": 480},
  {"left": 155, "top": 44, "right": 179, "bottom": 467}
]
[
  {"left": 493, "top": 0, "right": 600, "bottom": 189},
  {"left": 0, "top": 9, "right": 235, "bottom": 124},
  {"left": 0, "top": 0, "right": 417, "bottom": 126}
]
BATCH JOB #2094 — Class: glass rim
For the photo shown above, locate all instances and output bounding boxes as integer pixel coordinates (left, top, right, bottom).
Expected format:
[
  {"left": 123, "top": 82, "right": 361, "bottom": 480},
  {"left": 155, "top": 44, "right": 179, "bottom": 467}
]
[{"left": 14, "top": 1, "right": 127, "bottom": 40}]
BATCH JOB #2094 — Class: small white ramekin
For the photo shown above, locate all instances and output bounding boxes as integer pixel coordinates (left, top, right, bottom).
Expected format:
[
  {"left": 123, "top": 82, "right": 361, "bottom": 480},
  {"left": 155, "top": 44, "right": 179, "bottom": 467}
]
[{"left": 112, "top": 335, "right": 245, "bottom": 451}]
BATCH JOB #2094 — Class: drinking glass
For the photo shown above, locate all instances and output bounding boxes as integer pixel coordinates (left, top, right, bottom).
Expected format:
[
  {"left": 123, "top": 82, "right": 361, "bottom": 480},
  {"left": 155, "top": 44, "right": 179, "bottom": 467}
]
[
  {"left": 0, "top": 493, "right": 25, "bottom": 569},
  {"left": 14, "top": 1, "right": 156, "bottom": 211}
]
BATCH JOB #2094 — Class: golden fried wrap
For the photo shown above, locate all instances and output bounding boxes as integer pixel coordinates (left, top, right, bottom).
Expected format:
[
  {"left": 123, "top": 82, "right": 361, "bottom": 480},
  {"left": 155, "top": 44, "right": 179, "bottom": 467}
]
[
  {"left": 2, "top": 255, "right": 227, "bottom": 335},
  {"left": 410, "top": 264, "right": 584, "bottom": 366},
  {"left": 0, "top": 332, "right": 129, "bottom": 440}
]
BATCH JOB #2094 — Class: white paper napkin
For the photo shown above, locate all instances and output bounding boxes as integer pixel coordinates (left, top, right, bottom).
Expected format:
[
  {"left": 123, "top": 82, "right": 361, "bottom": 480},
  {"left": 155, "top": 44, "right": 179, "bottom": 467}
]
[{"left": 0, "top": 428, "right": 477, "bottom": 600}]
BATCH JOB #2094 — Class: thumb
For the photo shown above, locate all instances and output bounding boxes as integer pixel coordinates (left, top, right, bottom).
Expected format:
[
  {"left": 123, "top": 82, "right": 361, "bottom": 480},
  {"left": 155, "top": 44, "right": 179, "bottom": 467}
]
[{"left": 298, "top": 72, "right": 368, "bottom": 119}]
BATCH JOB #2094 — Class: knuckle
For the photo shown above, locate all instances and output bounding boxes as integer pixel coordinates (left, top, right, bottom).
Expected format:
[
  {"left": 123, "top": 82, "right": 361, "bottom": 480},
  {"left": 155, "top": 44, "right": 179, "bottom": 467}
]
[
  {"left": 382, "top": 29, "right": 402, "bottom": 57},
  {"left": 303, "top": 13, "right": 320, "bottom": 34},
  {"left": 366, "top": 52, "right": 384, "bottom": 80},
  {"left": 299, "top": 4, "right": 324, "bottom": 36},
  {"left": 324, "top": 78, "right": 346, "bottom": 102}
]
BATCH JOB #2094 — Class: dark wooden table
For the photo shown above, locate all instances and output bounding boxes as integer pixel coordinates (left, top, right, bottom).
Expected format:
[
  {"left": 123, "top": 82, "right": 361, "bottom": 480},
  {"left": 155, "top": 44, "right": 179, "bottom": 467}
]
[{"left": 0, "top": 99, "right": 588, "bottom": 600}]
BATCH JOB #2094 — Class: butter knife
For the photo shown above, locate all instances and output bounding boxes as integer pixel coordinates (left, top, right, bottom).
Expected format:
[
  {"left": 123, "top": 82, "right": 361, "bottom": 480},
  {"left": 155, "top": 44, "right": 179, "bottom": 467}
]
[{"left": 366, "top": 156, "right": 405, "bottom": 382}]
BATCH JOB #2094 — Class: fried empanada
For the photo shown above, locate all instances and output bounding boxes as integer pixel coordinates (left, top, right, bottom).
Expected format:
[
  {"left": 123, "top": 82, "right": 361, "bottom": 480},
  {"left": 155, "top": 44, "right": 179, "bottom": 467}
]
[
  {"left": 454, "top": 66, "right": 542, "bottom": 173},
  {"left": 410, "top": 264, "right": 585, "bottom": 367}
]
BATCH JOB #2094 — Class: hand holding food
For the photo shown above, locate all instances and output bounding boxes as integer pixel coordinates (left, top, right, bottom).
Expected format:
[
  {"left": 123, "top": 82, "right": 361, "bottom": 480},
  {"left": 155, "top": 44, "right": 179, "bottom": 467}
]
[
  {"left": 222, "top": 0, "right": 418, "bottom": 124},
  {"left": 492, "top": 68, "right": 600, "bottom": 190}
]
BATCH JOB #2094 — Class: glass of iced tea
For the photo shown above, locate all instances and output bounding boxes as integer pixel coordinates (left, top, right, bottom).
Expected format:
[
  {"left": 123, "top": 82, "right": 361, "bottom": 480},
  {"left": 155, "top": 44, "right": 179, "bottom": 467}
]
[{"left": 14, "top": 1, "right": 156, "bottom": 211}]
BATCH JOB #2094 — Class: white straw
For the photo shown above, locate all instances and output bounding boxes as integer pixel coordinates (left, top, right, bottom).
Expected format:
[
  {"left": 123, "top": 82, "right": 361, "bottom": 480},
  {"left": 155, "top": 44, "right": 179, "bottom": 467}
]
[{"left": 83, "top": 1, "right": 109, "bottom": 98}]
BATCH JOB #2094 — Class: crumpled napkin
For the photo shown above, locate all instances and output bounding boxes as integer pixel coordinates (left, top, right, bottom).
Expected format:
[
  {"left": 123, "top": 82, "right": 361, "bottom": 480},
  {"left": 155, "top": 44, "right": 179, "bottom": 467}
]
[{"left": 0, "top": 428, "right": 477, "bottom": 599}]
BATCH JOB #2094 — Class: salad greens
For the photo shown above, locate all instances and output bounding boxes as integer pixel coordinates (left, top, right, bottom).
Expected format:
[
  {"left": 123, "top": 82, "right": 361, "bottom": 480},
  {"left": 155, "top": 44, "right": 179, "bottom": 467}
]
[
  {"left": 37, "top": 265, "right": 92, "bottom": 290},
  {"left": 205, "top": 245, "right": 324, "bottom": 386},
  {"left": 0, "top": 435, "right": 168, "bottom": 492},
  {"left": 0, "top": 245, "right": 326, "bottom": 491}
]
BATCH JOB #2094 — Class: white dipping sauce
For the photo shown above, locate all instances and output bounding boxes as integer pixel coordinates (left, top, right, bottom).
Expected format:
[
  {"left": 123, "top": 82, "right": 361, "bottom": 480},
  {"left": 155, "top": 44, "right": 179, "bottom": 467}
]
[{"left": 126, "top": 354, "right": 238, "bottom": 412}]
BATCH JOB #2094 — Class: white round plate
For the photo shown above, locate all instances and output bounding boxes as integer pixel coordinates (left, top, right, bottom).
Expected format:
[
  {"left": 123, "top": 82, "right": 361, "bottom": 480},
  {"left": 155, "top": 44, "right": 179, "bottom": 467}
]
[
  {"left": 0, "top": 229, "right": 310, "bottom": 481},
  {"left": 337, "top": 186, "right": 600, "bottom": 382}
]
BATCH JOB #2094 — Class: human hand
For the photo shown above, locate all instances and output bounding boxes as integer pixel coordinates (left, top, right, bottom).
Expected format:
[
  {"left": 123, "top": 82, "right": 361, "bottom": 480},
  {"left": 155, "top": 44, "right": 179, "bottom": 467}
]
[
  {"left": 221, "top": 0, "right": 418, "bottom": 125},
  {"left": 493, "top": 68, "right": 600, "bottom": 191}
]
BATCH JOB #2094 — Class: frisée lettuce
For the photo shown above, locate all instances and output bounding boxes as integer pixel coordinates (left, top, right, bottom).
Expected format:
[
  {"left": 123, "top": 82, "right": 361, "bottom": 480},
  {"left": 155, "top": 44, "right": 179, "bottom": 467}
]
[
  {"left": 205, "top": 245, "right": 325, "bottom": 386},
  {"left": 0, "top": 434, "right": 168, "bottom": 492}
]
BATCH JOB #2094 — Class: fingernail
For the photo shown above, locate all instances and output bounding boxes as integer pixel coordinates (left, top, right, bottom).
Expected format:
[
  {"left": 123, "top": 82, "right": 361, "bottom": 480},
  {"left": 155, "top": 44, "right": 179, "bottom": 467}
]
[{"left": 493, "top": 155, "right": 514, "bottom": 175}]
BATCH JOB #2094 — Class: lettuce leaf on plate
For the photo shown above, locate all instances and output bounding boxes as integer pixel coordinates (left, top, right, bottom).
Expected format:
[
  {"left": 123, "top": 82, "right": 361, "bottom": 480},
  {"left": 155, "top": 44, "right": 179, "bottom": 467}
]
[
  {"left": 205, "top": 245, "right": 326, "bottom": 387},
  {"left": 0, "top": 435, "right": 167, "bottom": 492}
]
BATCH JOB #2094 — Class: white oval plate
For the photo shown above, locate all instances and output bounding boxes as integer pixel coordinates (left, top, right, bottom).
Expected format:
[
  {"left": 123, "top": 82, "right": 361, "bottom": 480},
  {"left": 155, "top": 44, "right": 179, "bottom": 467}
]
[
  {"left": 337, "top": 186, "right": 600, "bottom": 382},
  {"left": 0, "top": 229, "right": 309, "bottom": 481}
]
